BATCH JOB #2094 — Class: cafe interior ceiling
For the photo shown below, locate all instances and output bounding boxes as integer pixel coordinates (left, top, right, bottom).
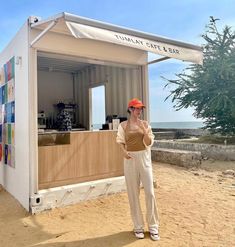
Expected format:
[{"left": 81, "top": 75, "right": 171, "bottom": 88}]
[
  {"left": 37, "top": 55, "right": 90, "bottom": 73},
  {"left": 37, "top": 51, "right": 139, "bottom": 74}
]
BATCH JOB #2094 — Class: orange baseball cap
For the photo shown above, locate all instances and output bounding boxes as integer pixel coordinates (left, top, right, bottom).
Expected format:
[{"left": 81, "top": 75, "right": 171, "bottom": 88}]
[{"left": 128, "top": 98, "right": 145, "bottom": 108}]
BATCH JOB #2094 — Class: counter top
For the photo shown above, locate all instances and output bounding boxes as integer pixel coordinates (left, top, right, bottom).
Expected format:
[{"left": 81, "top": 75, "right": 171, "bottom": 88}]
[
  {"left": 38, "top": 128, "right": 85, "bottom": 135},
  {"left": 38, "top": 129, "right": 117, "bottom": 135}
]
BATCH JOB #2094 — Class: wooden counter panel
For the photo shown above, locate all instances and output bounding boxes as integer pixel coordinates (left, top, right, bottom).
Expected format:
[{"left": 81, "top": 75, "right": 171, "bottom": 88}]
[{"left": 38, "top": 131, "right": 124, "bottom": 189}]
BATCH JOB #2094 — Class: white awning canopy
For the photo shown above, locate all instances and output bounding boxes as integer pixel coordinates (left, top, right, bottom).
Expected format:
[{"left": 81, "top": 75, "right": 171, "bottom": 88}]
[
  {"left": 31, "top": 12, "right": 203, "bottom": 65},
  {"left": 66, "top": 22, "right": 202, "bottom": 64}
]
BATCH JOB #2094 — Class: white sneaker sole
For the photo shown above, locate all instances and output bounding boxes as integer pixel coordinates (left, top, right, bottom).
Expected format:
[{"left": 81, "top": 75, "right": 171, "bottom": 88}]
[
  {"left": 134, "top": 232, "right": 145, "bottom": 239},
  {"left": 150, "top": 234, "right": 160, "bottom": 241}
]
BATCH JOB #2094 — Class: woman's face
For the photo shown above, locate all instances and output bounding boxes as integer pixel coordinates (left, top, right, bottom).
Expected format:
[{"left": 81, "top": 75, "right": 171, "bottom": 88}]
[{"left": 131, "top": 107, "right": 143, "bottom": 118}]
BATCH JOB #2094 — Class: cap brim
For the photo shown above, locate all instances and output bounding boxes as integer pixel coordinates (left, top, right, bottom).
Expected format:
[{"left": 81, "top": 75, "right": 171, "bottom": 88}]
[{"left": 133, "top": 104, "right": 145, "bottom": 108}]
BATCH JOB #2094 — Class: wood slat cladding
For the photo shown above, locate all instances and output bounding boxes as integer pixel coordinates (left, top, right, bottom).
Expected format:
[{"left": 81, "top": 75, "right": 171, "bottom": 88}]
[{"left": 38, "top": 131, "right": 123, "bottom": 189}]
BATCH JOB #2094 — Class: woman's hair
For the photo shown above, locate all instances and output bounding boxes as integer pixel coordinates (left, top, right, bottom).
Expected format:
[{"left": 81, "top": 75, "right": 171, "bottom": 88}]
[
  {"left": 127, "top": 106, "right": 144, "bottom": 114},
  {"left": 127, "top": 107, "right": 133, "bottom": 114}
]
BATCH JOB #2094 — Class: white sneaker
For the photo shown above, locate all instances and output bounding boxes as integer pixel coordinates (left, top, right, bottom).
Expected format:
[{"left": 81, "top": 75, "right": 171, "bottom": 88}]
[
  {"left": 134, "top": 230, "right": 145, "bottom": 239},
  {"left": 150, "top": 229, "right": 160, "bottom": 241}
]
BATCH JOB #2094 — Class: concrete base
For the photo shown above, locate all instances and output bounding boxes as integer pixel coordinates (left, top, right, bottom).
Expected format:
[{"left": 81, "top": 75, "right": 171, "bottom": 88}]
[
  {"left": 151, "top": 147, "right": 202, "bottom": 168},
  {"left": 30, "top": 176, "right": 126, "bottom": 214}
]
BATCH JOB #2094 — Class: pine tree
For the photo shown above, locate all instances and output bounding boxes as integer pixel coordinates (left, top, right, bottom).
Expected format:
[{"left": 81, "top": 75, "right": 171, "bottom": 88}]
[{"left": 164, "top": 17, "right": 235, "bottom": 135}]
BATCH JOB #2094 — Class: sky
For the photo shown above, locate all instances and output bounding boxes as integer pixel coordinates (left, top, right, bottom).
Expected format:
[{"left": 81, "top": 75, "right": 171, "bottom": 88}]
[{"left": 1, "top": 0, "right": 235, "bottom": 123}]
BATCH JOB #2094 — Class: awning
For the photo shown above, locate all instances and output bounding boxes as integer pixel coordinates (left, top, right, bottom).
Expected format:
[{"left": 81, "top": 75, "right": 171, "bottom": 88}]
[
  {"left": 66, "top": 22, "right": 203, "bottom": 64},
  {"left": 31, "top": 12, "right": 203, "bottom": 65}
]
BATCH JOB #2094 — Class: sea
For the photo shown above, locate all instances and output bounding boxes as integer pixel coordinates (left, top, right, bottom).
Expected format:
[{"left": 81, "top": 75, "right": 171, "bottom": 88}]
[
  {"left": 150, "top": 121, "right": 204, "bottom": 129},
  {"left": 93, "top": 121, "right": 204, "bottom": 130}
]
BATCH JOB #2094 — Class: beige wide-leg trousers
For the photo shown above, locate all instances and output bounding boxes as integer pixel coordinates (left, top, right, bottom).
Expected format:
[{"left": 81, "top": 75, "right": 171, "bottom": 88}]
[{"left": 124, "top": 149, "right": 159, "bottom": 232}]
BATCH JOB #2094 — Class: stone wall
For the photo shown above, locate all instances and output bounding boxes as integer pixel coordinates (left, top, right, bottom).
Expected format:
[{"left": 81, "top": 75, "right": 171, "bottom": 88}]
[
  {"left": 153, "top": 131, "right": 176, "bottom": 140},
  {"left": 153, "top": 128, "right": 208, "bottom": 138},
  {"left": 151, "top": 148, "right": 201, "bottom": 168},
  {"left": 153, "top": 140, "right": 235, "bottom": 161}
]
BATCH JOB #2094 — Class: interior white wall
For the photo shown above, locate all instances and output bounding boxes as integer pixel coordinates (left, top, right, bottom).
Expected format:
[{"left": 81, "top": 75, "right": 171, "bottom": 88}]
[
  {"left": 0, "top": 22, "right": 30, "bottom": 210},
  {"left": 37, "top": 70, "right": 74, "bottom": 120},
  {"left": 76, "top": 64, "right": 142, "bottom": 129}
]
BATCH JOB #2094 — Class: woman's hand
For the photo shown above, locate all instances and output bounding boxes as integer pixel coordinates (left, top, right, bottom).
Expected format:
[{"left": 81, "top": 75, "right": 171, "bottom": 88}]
[
  {"left": 119, "top": 143, "right": 132, "bottom": 159},
  {"left": 124, "top": 150, "right": 132, "bottom": 159},
  {"left": 137, "top": 119, "right": 147, "bottom": 134},
  {"left": 137, "top": 119, "right": 152, "bottom": 146}
]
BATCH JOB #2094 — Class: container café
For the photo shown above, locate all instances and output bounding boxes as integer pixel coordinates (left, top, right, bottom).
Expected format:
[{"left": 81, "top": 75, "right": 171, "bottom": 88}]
[{"left": 0, "top": 12, "right": 203, "bottom": 213}]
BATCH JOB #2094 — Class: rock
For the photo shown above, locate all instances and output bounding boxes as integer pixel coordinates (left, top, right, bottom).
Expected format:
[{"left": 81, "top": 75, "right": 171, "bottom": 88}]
[
  {"left": 222, "top": 170, "right": 235, "bottom": 176},
  {"left": 23, "top": 222, "right": 28, "bottom": 227}
]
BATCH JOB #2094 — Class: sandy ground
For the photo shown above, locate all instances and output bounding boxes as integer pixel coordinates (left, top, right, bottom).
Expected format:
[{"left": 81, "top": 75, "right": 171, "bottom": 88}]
[{"left": 0, "top": 160, "right": 235, "bottom": 247}]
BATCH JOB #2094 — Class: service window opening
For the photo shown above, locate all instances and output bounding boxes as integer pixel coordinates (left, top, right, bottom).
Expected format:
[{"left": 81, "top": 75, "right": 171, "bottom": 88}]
[{"left": 37, "top": 51, "right": 143, "bottom": 132}]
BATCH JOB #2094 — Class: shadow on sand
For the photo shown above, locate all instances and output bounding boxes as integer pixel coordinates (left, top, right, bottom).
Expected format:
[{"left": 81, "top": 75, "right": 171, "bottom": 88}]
[{"left": 34, "top": 231, "right": 139, "bottom": 247}]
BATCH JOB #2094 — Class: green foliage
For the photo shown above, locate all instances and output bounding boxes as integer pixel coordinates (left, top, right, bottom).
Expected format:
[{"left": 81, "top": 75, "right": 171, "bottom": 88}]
[{"left": 164, "top": 17, "right": 235, "bottom": 135}]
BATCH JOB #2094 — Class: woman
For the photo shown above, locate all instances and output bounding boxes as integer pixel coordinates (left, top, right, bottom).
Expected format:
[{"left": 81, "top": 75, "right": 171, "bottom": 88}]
[{"left": 116, "top": 98, "right": 160, "bottom": 241}]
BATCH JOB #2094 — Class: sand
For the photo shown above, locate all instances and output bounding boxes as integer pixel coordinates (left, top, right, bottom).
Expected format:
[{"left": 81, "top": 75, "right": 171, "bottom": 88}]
[{"left": 0, "top": 160, "right": 235, "bottom": 247}]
